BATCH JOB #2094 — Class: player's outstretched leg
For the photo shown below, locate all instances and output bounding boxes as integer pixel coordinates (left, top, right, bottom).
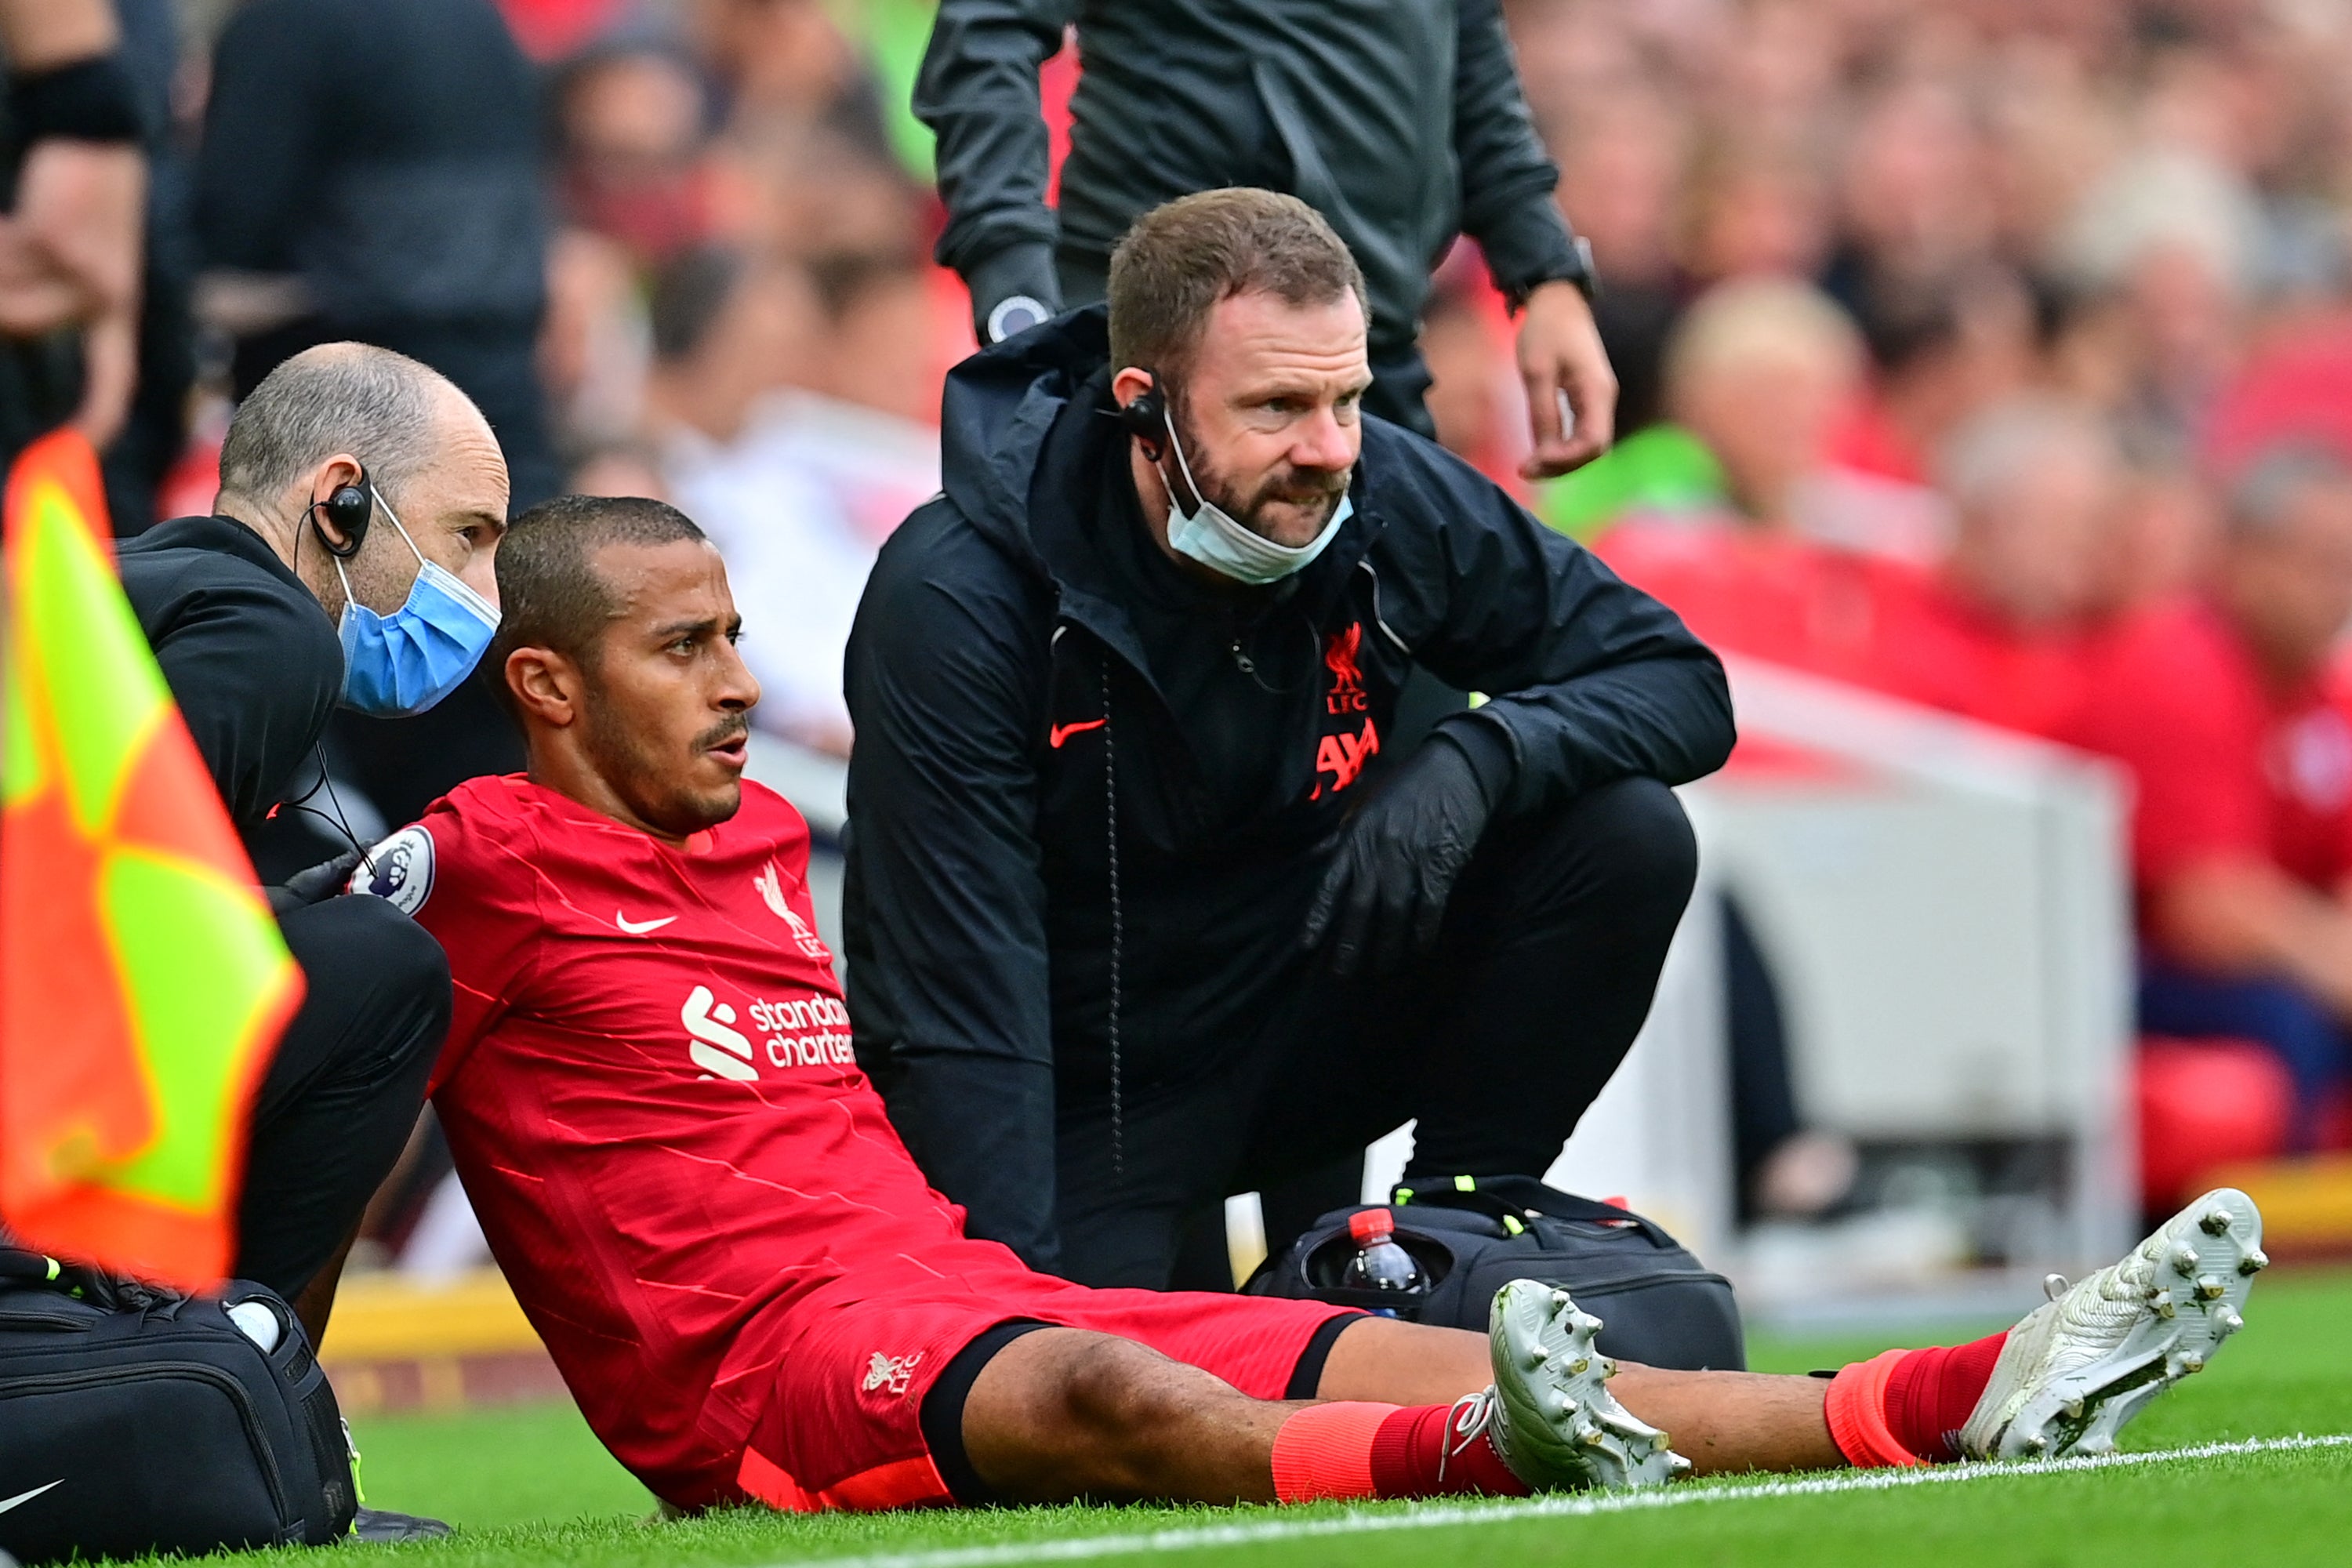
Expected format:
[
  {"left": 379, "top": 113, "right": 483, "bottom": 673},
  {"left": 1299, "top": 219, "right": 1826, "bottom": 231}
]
[{"left": 953, "top": 1192, "right": 2266, "bottom": 1506}]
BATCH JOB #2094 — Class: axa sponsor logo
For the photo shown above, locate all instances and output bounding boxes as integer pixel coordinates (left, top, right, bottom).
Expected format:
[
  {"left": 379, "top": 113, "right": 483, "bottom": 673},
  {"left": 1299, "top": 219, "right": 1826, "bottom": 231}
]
[
  {"left": 753, "top": 860, "right": 832, "bottom": 962},
  {"left": 1311, "top": 717, "right": 1380, "bottom": 799},
  {"left": 862, "top": 1350, "right": 924, "bottom": 1398},
  {"left": 1308, "top": 622, "right": 1379, "bottom": 799},
  {"left": 683, "top": 984, "right": 857, "bottom": 1082}
]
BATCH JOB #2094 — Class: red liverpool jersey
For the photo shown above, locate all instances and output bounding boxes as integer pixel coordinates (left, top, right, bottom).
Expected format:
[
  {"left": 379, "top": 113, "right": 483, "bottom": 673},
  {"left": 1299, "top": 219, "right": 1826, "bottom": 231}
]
[{"left": 372, "top": 775, "right": 1038, "bottom": 1504}]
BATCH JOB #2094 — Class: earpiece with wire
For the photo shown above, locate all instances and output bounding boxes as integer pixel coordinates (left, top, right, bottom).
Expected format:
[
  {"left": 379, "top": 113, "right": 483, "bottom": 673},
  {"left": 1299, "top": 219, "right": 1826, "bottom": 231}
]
[
  {"left": 307, "top": 467, "right": 373, "bottom": 561},
  {"left": 1116, "top": 372, "right": 1170, "bottom": 463}
]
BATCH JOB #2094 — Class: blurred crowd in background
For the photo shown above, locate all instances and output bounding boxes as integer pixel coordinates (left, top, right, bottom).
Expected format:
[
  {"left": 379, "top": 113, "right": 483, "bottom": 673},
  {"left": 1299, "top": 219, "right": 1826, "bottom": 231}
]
[
  {"left": 1492, "top": 0, "right": 2352, "bottom": 1198},
  {"left": 80, "top": 0, "right": 2352, "bottom": 1247}
]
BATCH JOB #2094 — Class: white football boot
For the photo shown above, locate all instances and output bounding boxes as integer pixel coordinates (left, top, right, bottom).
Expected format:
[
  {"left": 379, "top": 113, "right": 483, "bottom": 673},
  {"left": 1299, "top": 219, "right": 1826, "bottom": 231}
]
[
  {"left": 1478, "top": 1279, "right": 1692, "bottom": 1490},
  {"left": 1960, "top": 1188, "right": 2265, "bottom": 1461}
]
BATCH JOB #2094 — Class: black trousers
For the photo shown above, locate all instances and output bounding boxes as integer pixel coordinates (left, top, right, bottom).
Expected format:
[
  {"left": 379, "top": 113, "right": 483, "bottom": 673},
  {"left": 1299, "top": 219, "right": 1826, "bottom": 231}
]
[
  {"left": 1051, "top": 776, "right": 1700, "bottom": 1289},
  {"left": 231, "top": 896, "right": 449, "bottom": 1301}
]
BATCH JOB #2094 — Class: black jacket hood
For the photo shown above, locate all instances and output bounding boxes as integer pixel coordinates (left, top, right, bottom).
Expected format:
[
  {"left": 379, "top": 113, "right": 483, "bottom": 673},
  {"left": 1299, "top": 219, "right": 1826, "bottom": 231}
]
[{"left": 939, "top": 305, "right": 1113, "bottom": 577}]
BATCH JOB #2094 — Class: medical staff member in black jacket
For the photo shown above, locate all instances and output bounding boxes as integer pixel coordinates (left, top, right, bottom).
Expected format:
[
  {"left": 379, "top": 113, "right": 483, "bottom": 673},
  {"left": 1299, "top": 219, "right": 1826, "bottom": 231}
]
[
  {"left": 118, "top": 343, "right": 504, "bottom": 1387},
  {"left": 844, "top": 191, "right": 1733, "bottom": 1290}
]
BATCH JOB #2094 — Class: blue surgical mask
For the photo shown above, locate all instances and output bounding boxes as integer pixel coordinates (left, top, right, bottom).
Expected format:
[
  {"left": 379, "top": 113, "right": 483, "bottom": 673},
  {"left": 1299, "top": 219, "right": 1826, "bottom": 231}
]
[
  {"left": 333, "top": 487, "right": 500, "bottom": 717},
  {"left": 1162, "top": 421, "right": 1352, "bottom": 585}
]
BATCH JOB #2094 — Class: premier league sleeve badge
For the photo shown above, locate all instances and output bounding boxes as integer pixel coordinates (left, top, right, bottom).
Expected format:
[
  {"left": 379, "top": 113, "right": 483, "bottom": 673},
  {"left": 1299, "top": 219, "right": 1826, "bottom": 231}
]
[{"left": 348, "top": 824, "right": 436, "bottom": 915}]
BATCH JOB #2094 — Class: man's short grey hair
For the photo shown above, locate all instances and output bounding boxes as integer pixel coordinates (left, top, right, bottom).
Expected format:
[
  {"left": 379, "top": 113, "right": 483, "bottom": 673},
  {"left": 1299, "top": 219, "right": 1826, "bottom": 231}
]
[
  {"left": 216, "top": 345, "right": 452, "bottom": 509},
  {"left": 1936, "top": 394, "right": 2118, "bottom": 514},
  {"left": 2226, "top": 441, "right": 2352, "bottom": 537}
]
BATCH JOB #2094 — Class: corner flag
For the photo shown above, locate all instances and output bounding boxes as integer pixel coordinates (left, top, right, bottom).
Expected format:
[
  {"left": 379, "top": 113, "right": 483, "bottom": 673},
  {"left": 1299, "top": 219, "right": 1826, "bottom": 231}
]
[{"left": 0, "top": 430, "right": 303, "bottom": 1290}]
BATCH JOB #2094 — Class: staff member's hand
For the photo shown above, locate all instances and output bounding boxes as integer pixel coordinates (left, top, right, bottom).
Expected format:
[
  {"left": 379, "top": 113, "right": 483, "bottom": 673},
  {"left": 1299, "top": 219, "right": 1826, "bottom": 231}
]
[
  {"left": 265, "top": 848, "right": 365, "bottom": 918},
  {"left": 1516, "top": 279, "right": 1616, "bottom": 480},
  {"left": 1303, "top": 737, "right": 1494, "bottom": 976}
]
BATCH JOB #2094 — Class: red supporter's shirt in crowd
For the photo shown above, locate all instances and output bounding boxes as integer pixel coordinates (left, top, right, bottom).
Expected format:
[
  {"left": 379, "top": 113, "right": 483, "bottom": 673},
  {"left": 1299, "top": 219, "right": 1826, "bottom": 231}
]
[
  {"left": 1599, "top": 514, "right": 2352, "bottom": 910},
  {"left": 373, "top": 775, "right": 1047, "bottom": 1504},
  {"left": 1860, "top": 565, "right": 2103, "bottom": 740},
  {"left": 2069, "top": 600, "right": 2352, "bottom": 897},
  {"left": 1595, "top": 514, "right": 1886, "bottom": 686},
  {"left": 1599, "top": 512, "right": 2102, "bottom": 738}
]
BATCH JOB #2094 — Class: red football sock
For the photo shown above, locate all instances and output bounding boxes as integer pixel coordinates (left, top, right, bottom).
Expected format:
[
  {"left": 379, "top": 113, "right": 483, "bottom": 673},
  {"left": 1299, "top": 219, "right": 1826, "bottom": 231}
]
[
  {"left": 1368, "top": 1399, "right": 1532, "bottom": 1499},
  {"left": 1270, "top": 1399, "right": 1533, "bottom": 1502},
  {"left": 1885, "top": 1330, "right": 2009, "bottom": 1461},
  {"left": 1825, "top": 1330, "right": 2009, "bottom": 1467},
  {"left": 1270, "top": 1402, "right": 1393, "bottom": 1501}
]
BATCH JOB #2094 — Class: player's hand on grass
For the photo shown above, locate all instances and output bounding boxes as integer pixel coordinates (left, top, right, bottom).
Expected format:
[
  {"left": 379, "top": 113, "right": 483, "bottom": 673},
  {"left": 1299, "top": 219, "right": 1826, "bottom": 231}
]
[
  {"left": 1303, "top": 736, "right": 1493, "bottom": 976},
  {"left": 1516, "top": 278, "right": 1617, "bottom": 480}
]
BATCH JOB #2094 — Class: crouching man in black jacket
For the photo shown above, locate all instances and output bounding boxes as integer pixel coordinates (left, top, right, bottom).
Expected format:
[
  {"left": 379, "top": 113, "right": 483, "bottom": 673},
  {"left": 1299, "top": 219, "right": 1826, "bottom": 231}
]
[
  {"left": 845, "top": 191, "right": 1733, "bottom": 1289},
  {"left": 118, "top": 343, "right": 505, "bottom": 1388}
]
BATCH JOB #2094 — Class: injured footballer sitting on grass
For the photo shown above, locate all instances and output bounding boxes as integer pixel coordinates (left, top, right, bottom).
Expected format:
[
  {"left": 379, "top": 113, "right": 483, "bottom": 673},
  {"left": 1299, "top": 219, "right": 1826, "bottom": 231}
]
[{"left": 350, "top": 492, "right": 2270, "bottom": 1514}]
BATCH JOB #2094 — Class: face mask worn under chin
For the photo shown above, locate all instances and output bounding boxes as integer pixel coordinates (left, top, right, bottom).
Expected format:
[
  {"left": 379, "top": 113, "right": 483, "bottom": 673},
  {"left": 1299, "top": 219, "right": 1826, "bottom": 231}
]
[
  {"left": 1161, "top": 419, "right": 1353, "bottom": 586},
  {"left": 333, "top": 487, "right": 501, "bottom": 717}
]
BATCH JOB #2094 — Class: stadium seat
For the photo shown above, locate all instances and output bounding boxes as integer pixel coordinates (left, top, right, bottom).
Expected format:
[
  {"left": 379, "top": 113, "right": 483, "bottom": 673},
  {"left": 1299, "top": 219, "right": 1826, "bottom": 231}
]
[{"left": 2136, "top": 1037, "right": 2293, "bottom": 1209}]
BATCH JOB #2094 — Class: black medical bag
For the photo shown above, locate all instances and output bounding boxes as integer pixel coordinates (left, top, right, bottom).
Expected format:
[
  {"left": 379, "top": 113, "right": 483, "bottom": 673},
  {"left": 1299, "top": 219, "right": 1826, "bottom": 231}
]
[
  {"left": 0, "top": 1247, "right": 358, "bottom": 1563},
  {"left": 1244, "top": 1174, "right": 1747, "bottom": 1370}
]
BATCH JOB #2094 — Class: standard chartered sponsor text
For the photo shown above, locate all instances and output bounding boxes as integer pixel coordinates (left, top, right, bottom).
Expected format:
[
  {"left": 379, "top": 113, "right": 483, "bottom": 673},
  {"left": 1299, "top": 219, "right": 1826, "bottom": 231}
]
[{"left": 750, "top": 993, "right": 855, "bottom": 1068}]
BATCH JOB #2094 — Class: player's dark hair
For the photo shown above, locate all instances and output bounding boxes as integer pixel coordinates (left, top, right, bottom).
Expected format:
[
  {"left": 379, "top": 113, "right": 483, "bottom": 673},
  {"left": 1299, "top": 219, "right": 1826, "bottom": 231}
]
[
  {"left": 488, "top": 494, "right": 709, "bottom": 721},
  {"left": 1107, "top": 188, "right": 1367, "bottom": 383}
]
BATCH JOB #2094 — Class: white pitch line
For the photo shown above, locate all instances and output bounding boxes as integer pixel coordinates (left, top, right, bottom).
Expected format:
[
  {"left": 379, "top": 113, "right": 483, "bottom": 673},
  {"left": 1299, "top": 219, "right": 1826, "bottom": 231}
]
[{"left": 775, "top": 1434, "right": 2352, "bottom": 1568}]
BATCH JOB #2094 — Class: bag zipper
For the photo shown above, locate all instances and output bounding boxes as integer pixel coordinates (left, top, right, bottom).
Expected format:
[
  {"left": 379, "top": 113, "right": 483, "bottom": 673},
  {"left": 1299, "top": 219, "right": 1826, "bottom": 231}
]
[
  {"left": 0, "top": 1305, "right": 96, "bottom": 1331},
  {"left": 1493, "top": 1265, "right": 1735, "bottom": 1296},
  {"left": 0, "top": 1359, "right": 290, "bottom": 1519}
]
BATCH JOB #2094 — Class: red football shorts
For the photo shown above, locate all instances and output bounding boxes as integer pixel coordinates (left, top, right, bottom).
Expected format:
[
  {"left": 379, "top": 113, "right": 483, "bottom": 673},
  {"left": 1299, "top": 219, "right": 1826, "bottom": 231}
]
[{"left": 736, "top": 1279, "right": 1357, "bottom": 1512}]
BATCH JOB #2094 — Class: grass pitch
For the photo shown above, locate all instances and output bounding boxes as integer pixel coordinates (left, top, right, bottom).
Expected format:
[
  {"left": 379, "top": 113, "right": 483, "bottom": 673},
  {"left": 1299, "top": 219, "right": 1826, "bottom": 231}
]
[{"left": 219, "top": 1267, "right": 2352, "bottom": 1568}]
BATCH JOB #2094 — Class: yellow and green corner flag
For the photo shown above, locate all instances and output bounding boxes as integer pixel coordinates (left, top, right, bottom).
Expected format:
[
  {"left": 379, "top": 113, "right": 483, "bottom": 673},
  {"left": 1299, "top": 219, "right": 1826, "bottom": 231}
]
[{"left": 1, "top": 429, "right": 303, "bottom": 1290}]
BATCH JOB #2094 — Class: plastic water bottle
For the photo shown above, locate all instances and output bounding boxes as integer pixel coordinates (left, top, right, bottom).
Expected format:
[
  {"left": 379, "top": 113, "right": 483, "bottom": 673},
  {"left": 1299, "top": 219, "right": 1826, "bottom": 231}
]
[{"left": 1341, "top": 1209, "right": 1424, "bottom": 1293}]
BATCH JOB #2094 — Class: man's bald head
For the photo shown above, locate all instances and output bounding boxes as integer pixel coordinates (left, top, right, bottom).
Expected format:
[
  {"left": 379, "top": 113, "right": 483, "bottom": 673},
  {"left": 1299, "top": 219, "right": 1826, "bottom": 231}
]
[{"left": 217, "top": 343, "right": 483, "bottom": 512}]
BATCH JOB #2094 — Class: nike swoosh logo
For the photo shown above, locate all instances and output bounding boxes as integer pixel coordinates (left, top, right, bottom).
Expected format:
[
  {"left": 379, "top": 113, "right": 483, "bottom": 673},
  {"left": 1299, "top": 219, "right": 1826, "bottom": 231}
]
[
  {"left": 1049, "top": 718, "right": 1108, "bottom": 749},
  {"left": 0, "top": 1480, "right": 61, "bottom": 1515},
  {"left": 615, "top": 912, "right": 678, "bottom": 935}
]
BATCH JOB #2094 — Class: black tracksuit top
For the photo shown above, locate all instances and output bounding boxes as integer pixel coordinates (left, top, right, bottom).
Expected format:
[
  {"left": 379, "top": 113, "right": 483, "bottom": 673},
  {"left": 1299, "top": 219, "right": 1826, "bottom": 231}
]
[
  {"left": 118, "top": 515, "right": 343, "bottom": 833},
  {"left": 840, "top": 309, "right": 1734, "bottom": 1271}
]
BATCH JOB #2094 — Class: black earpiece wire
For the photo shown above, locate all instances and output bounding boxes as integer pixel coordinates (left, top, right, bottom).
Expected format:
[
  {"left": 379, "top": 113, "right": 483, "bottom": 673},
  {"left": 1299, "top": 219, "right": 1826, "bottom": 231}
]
[{"left": 271, "top": 743, "right": 378, "bottom": 875}]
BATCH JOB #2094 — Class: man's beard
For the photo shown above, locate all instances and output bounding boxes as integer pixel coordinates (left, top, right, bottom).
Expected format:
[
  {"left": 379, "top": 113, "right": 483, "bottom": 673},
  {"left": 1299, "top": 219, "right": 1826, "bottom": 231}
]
[{"left": 1168, "top": 402, "right": 1351, "bottom": 544}]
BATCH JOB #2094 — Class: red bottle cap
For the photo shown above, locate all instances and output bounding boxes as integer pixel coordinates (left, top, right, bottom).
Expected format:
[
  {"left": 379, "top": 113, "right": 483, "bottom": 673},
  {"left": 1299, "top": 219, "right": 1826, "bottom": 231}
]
[{"left": 1348, "top": 1209, "right": 1394, "bottom": 1244}]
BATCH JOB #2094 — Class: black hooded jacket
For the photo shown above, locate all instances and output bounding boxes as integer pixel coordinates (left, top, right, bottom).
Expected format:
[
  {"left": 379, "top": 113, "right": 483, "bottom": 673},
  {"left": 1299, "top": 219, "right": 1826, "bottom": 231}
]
[{"left": 841, "top": 310, "right": 1732, "bottom": 1270}]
